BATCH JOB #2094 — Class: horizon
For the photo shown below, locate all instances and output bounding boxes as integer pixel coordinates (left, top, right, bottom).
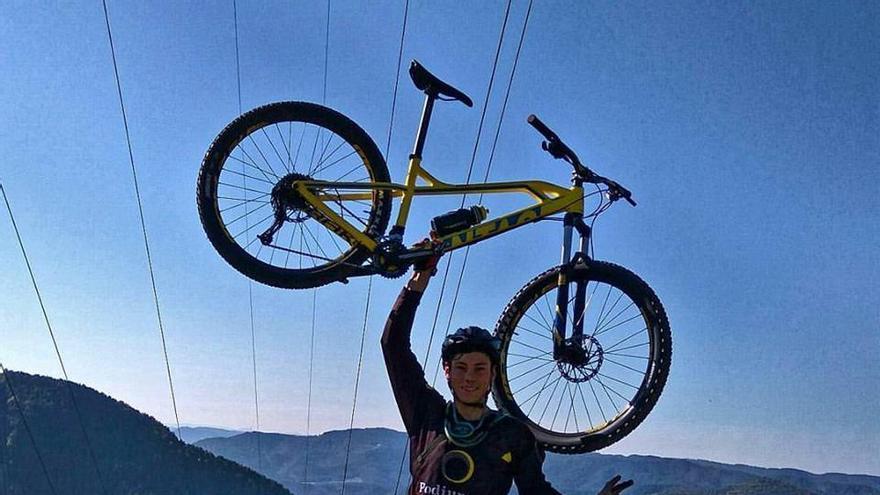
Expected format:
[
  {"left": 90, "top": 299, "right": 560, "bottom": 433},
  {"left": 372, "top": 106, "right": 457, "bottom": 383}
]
[{"left": 2, "top": 0, "right": 877, "bottom": 478}]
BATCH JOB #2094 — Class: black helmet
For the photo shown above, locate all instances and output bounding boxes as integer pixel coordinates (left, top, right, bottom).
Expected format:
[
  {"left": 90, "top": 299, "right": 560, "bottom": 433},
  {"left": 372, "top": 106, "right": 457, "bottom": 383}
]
[{"left": 441, "top": 326, "right": 501, "bottom": 365}]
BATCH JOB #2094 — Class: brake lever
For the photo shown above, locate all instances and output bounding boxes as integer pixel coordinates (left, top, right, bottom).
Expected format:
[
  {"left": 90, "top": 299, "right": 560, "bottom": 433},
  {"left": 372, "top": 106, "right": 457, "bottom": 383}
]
[
  {"left": 604, "top": 179, "right": 637, "bottom": 207},
  {"left": 541, "top": 139, "right": 568, "bottom": 160}
]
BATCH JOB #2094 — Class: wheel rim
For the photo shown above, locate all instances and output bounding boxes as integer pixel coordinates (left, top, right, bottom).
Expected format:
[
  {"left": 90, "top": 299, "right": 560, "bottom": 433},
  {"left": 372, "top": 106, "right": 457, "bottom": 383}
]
[
  {"left": 498, "top": 273, "right": 656, "bottom": 439},
  {"left": 212, "top": 116, "right": 382, "bottom": 272}
]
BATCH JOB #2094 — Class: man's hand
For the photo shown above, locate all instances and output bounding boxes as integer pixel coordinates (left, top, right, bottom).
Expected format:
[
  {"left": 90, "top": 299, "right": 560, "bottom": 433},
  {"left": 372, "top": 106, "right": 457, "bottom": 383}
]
[
  {"left": 412, "top": 238, "right": 443, "bottom": 274},
  {"left": 598, "top": 475, "right": 633, "bottom": 495},
  {"left": 406, "top": 238, "right": 443, "bottom": 293}
]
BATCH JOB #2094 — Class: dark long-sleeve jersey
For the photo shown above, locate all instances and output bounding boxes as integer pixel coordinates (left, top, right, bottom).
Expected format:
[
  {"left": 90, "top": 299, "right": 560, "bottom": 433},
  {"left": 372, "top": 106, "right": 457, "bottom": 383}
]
[{"left": 382, "top": 287, "right": 563, "bottom": 495}]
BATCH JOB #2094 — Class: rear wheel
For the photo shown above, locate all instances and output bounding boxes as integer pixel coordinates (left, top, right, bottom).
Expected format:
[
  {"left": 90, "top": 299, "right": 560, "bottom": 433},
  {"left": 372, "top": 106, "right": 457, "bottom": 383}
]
[
  {"left": 493, "top": 261, "right": 671, "bottom": 453},
  {"left": 197, "top": 101, "right": 392, "bottom": 289}
]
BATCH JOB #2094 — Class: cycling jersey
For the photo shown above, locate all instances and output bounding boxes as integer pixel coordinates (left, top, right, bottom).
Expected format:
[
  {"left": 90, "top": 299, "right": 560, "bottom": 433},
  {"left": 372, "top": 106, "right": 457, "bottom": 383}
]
[{"left": 382, "top": 287, "right": 563, "bottom": 495}]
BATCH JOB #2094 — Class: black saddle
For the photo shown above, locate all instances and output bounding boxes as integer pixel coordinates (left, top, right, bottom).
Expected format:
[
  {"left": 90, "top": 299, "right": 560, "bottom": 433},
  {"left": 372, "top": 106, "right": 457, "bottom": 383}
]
[{"left": 409, "top": 60, "right": 473, "bottom": 107}]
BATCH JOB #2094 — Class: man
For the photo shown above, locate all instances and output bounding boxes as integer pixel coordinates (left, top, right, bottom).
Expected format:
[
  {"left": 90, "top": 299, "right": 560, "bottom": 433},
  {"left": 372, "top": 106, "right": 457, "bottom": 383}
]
[{"left": 381, "top": 252, "right": 634, "bottom": 495}]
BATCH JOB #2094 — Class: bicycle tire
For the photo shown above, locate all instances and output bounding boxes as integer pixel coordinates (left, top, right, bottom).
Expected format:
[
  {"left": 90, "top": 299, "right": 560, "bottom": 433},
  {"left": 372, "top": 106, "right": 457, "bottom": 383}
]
[
  {"left": 493, "top": 261, "right": 671, "bottom": 453},
  {"left": 197, "top": 101, "right": 392, "bottom": 289}
]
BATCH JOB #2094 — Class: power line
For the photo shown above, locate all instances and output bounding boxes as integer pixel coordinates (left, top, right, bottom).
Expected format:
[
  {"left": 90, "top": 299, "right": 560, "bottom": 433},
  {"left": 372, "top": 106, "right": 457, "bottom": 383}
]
[
  {"left": 100, "top": 0, "right": 182, "bottom": 442},
  {"left": 433, "top": 0, "right": 535, "bottom": 386},
  {"left": 340, "top": 277, "right": 373, "bottom": 495},
  {"left": 422, "top": 0, "right": 513, "bottom": 373},
  {"left": 1, "top": 184, "right": 108, "bottom": 495},
  {"left": 0, "top": 364, "right": 57, "bottom": 495},
  {"left": 231, "top": 0, "right": 264, "bottom": 473}
]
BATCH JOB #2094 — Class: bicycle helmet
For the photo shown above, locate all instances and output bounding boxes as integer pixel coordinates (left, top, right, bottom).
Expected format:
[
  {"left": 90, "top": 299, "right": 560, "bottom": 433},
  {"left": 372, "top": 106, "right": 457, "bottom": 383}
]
[{"left": 441, "top": 326, "right": 501, "bottom": 365}]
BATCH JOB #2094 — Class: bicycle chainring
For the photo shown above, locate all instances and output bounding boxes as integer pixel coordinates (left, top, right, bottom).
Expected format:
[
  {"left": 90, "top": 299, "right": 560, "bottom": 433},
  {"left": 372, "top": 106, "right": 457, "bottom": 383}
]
[{"left": 373, "top": 239, "right": 410, "bottom": 279}]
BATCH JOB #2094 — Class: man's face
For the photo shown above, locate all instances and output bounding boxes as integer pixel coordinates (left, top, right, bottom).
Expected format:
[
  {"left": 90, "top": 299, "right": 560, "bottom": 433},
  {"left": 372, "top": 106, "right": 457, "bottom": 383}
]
[{"left": 444, "top": 352, "right": 494, "bottom": 406}]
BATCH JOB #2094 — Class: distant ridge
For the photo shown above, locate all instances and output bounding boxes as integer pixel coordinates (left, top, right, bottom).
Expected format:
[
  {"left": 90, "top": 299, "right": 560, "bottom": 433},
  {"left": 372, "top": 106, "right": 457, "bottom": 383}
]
[
  {"left": 0, "top": 370, "right": 290, "bottom": 495},
  {"left": 197, "top": 429, "right": 880, "bottom": 495},
  {"left": 175, "top": 425, "right": 243, "bottom": 444}
]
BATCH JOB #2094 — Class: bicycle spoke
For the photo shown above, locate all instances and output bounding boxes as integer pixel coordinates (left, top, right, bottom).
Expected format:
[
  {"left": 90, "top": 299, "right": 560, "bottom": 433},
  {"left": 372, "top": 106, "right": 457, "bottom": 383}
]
[
  {"left": 519, "top": 368, "right": 557, "bottom": 413},
  {"left": 292, "top": 122, "right": 308, "bottom": 172},
  {"left": 509, "top": 359, "right": 555, "bottom": 382},
  {"left": 510, "top": 334, "right": 552, "bottom": 355},
  {"left": 317, "top": 138, "right": 347, "bottom": 170},
  {"left": 246, "top": 134, "right": 282, "bottom": 180},
  {"left": 306, "top": 124, "right": 322, "bottom": 176},
  {"left": 221, "top": 166, "right": 276, "bottom": 186},
  {"left": 604, "top": 327, "right": 647, "bottom": 353},
  {"left": 595, "top": 302, "right": 637, "bottom": 336},
  {"left": 608, "top": 341, "right": 649, "bottom": 354},
  {"left": 312, "top": 149, "right": 358, "bottom": 176},
  {"left": 522, "top": 310, "right": 552, "bottom": 333},
  {"left": 550, "top": 381, "right": 568, "bottom": 431},
  {"left": 506, "top": 352, "right": 553, "bottom": 368},
  {"left": 588, "top": 379, "right": 608, "bottom": 424},
  {"left": 219, "top": 196, "right": 271, "bottom": 214},
  {"left": 225, "top": 202, "right": 271, "bottom": 229},
  {"left": 594, "top": 291, "right": 625, "bottom": 336},
  {"left": 604, "top": 357, "right": 647, "bottom": 375},
  {"left": 228, "top": 151, "right": 279, "bottom": 183},
  {"left": 260, "top": 126, "right": 289, "bottom": 175},
  {"left": 283, "top": 223, "right": 296, "bottom": 268},
  {"left": 566, "top": 382, "right": 578, "bottom": 432},
  {"left": 596, "top": 372, "right": 639, "bottom": 393},
  {"left": 538, "top": 374, "right": 564, "bottom": 426},
  {"left": 301, "top": 222, "right": 331, "bottom": 259},
  {"left": 577, "top": 381, "right": 594, "bottom": 427},
  {"left": 332, "top": 198, "right": 369, "bottom": 228},
  {"left": 605, "top": 352, "right": 649, "bottom": 360},
  {"left": 541, "top": 292, "right": 556, "bottom": 330},
  {"left": 514, "top": 325, "right": 553, "bottom": 341},
  {"left": 272, "top": 123, "right": 293, "bottom": 174},
  {"left": 218, "top": 181, "right": 270, "bottom": 196},
  {"left": 591, "top": 284, "right": 614, "bottom": 337},
  {"left": 314, "top": 130, "right": 336, "bottom": 170}
]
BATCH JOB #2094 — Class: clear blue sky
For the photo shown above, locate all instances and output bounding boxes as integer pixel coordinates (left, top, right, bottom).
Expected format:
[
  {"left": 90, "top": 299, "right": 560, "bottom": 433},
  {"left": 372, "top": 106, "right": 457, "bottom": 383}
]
[{"left": 1, "top": 0, "right": 877, "bottom": 476}]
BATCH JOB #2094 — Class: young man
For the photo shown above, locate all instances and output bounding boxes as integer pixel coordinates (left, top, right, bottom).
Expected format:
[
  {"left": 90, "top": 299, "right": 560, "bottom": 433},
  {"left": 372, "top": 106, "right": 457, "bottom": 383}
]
[{"left": 382, "top": 258, "right": 634, "bottom": 495}]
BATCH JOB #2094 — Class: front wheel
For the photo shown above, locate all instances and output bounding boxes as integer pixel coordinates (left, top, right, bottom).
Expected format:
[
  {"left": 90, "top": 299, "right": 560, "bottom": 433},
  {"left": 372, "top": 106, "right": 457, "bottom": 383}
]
[
  {"left": 493, "top": 261, "right": 671, "bottom": 454},
  {"left": 197, "top": 101, "right": 392, "bottom": 289}
]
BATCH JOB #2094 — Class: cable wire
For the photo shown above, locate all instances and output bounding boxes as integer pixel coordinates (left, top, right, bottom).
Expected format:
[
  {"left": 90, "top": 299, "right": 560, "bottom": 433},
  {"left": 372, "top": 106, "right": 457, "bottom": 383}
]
[
  {"left": 421, "top": 0, "right": 513, "bottom": 394},
  {"left": 432, "top": 0, "right": 534, "bottom": 386},
  {"left": 303, "top": 288, "right": 317, "bottom": 495},
  {"left": 100, "top": 0, "right": 182, "bottom": 443},
  {"left": 231, "top": 0, "right": 264, "bottom": 472},
  {"left": 1, "top": 184, "right": 108, "bottom": 495},
  {"left": 340, "top": 277, "right": 373, "bottom": 495},
  {"left": 0, "top": 364, "right": 57, "bottom": 495}
]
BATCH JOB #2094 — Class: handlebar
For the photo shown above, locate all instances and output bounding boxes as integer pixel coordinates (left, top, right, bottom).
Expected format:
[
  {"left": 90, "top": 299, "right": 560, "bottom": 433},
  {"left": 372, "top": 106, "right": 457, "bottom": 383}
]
[
  {"left": 528, "top": 114, "right": 636, "bottom": 207},
  {"left": 527, "top": 114, "right": 558, "bottom": 141}
]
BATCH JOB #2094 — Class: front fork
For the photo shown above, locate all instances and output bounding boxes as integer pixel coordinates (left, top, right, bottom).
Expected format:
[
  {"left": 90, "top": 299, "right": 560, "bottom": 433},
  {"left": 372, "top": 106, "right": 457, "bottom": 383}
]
[{"left": 552, "top": 212, "right": 591, "bottom": 360}]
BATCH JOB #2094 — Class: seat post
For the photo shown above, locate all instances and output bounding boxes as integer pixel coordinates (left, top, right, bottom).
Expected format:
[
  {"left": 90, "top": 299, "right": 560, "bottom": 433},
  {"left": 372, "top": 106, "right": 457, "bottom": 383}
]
[{"left": 412, "top": 92, "right": 436, "bottom": 158}]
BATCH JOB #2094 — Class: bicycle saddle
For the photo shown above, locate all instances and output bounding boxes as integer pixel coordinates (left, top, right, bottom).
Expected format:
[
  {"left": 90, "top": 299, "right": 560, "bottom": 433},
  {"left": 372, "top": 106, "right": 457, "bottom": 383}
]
[{"left": 409, "top": 60, "right": 473, "bottom": 107}]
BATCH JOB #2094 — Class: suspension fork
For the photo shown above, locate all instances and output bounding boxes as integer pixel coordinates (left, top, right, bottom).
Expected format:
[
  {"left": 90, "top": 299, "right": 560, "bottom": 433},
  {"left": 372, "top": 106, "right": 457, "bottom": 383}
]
[{"left": 552, "top": 212, "right": 591, "bottom": 359}]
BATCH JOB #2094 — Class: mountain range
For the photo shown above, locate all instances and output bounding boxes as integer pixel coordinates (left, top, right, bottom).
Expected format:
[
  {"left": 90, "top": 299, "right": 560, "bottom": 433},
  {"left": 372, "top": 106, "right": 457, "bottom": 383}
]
[
  {"left": 196, "top": 428, "right": 880, "bottom": 495},
  {"left": 2, "top": 369, "right": 878, "bottom": 495}
]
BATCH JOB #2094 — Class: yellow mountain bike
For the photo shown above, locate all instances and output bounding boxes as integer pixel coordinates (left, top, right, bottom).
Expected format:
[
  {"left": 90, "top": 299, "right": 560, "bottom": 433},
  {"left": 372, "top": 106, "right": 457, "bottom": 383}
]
[{"left": 197, "top": 60, "right": 671, "bottom": 453}]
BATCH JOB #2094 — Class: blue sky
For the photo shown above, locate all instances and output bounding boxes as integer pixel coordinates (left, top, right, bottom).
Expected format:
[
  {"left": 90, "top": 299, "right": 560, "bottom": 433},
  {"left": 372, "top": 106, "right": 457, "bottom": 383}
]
[{"left": 1, "top": 0, "right": 877, "bottom": 476}]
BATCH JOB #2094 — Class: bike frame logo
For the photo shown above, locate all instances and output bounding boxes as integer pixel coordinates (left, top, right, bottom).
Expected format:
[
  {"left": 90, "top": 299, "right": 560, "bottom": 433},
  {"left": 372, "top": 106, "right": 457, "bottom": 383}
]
[{"left": 439, "top": 204, "right": 546, "bottom": 250}]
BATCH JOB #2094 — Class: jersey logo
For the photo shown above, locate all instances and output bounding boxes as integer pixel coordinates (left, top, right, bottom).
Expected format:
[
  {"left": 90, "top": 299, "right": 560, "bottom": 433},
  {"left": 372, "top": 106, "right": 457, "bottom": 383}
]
[{"left": 501, "top": 451, "right": 512, "bottom": 463}]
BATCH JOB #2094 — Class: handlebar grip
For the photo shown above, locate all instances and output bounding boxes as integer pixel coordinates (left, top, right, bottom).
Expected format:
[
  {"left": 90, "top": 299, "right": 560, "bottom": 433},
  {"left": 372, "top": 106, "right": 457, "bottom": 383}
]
[{"left": 527, "top": 114, "right": 558, "bottom": 141}]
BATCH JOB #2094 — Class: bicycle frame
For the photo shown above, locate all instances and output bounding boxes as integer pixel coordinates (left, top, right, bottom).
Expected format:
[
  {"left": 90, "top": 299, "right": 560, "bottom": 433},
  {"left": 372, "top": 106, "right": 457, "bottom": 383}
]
[
  {"left": 294, "top": 163, "right": 584, "bottom": 253},
  {"left": 295, "top": 91, "right": 592, "bottom": 354}
]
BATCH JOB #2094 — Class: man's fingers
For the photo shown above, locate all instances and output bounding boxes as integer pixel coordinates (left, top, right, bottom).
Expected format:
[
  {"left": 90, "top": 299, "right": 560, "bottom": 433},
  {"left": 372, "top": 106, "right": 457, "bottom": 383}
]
[
  {"left": 603, "top": 474, "right": 621, "bottom": 488},
  {"left": 614, "top": 479, "right": 634, "bottom": 493}
]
